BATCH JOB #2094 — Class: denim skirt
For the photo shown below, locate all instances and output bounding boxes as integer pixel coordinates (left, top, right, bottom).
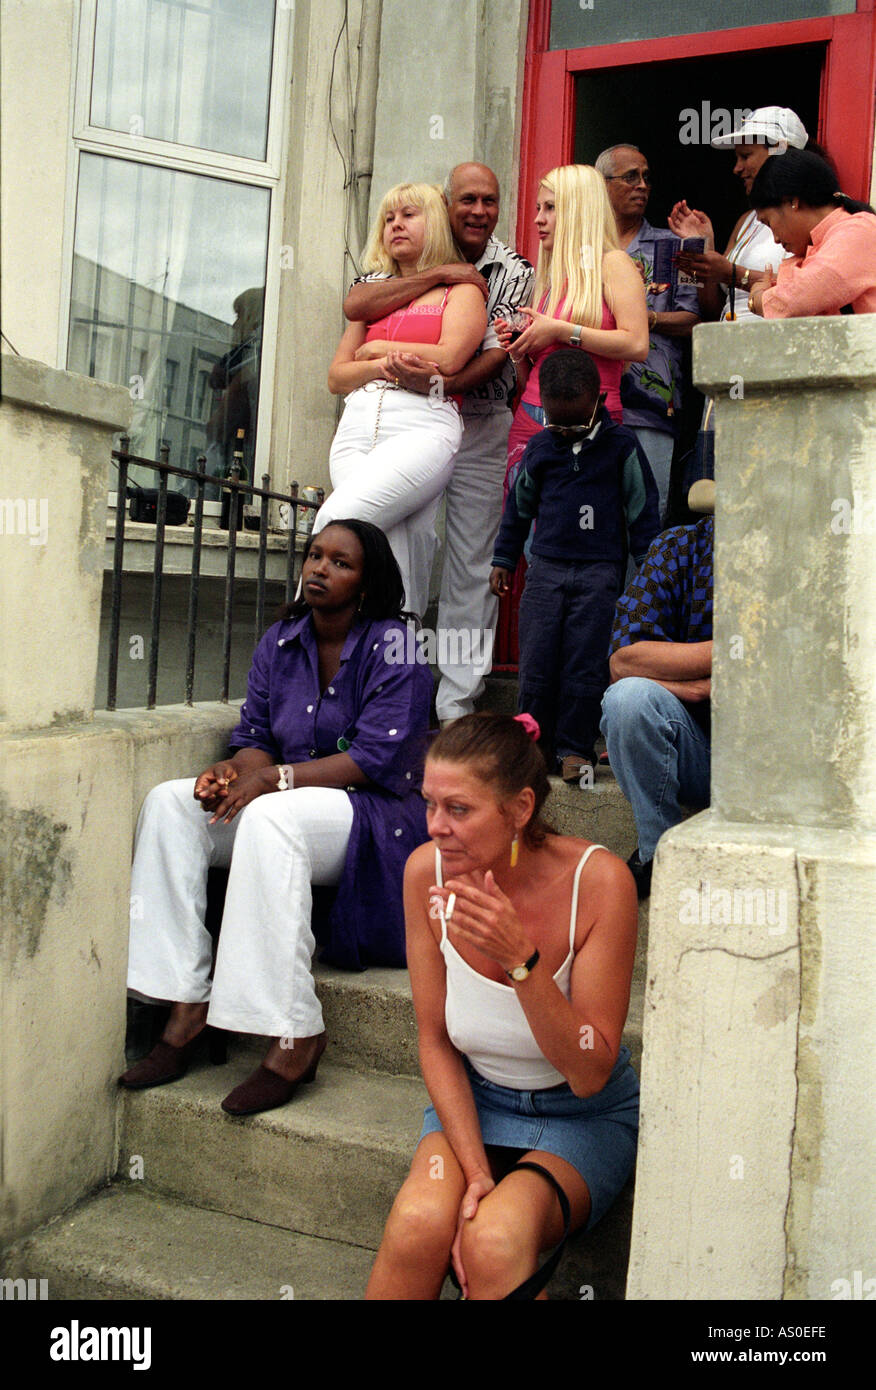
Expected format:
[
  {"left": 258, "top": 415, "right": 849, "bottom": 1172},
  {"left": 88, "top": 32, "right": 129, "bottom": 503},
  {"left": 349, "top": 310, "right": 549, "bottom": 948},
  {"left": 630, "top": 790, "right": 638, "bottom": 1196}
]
[{"left": 419, "top": 1046, "right": 639, "bottom": 1230}]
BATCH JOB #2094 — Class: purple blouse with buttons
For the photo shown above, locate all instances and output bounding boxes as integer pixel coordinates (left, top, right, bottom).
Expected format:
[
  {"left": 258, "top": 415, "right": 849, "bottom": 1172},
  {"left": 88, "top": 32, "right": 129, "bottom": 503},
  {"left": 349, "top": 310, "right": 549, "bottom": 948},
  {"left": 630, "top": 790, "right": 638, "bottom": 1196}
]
[{"left": 229, "top": 612, "right": 433, "bottom": 969}]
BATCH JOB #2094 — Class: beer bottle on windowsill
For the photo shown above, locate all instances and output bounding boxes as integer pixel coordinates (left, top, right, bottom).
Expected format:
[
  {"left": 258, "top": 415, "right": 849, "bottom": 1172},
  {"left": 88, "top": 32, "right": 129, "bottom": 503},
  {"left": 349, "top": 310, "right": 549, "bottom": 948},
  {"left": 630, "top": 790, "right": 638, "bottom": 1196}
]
[{"left": 220, "top": 429, "right": 247, "bottom": 531}]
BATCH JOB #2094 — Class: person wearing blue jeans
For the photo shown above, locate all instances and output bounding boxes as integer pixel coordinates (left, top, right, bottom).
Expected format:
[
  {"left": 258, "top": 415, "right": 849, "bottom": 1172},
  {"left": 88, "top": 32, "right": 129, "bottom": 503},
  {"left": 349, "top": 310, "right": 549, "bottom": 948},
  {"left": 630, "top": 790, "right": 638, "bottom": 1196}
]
[{"left": 600, "top": 514, "right": 713, "bottom": 898}]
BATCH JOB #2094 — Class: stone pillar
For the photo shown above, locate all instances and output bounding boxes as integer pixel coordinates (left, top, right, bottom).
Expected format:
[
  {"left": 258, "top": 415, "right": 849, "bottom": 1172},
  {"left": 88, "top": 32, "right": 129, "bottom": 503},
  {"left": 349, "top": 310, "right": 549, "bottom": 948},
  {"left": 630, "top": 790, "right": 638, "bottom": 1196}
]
[
  {"left": 626, "top": 317, "right": 876, "bottom": 1300},
  {"left": 0, "top": 358, "right": 131, "bottom": 734}
]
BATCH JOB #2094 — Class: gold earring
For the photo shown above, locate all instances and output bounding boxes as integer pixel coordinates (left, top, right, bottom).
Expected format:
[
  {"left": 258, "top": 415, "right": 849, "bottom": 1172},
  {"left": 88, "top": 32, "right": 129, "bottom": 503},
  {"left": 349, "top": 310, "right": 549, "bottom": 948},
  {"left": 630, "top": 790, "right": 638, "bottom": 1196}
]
[{"left": 510, "top": 835, "right": 519, "bottom": 868}]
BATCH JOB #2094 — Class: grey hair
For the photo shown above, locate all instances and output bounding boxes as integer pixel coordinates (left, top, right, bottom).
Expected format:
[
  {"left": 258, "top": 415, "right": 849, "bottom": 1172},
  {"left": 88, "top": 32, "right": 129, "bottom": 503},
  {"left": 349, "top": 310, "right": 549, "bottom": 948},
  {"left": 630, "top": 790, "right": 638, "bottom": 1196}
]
[{"left": 594, "top": 144, "right": 641, "bottom": 178}]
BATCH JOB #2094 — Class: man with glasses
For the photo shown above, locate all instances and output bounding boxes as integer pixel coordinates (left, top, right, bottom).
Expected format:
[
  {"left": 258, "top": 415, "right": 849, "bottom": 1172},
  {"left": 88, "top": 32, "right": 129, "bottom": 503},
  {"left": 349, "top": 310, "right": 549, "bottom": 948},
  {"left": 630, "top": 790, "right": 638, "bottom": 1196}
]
[{"left": 596, "top": 144, "right": 699, "bottom": 523}]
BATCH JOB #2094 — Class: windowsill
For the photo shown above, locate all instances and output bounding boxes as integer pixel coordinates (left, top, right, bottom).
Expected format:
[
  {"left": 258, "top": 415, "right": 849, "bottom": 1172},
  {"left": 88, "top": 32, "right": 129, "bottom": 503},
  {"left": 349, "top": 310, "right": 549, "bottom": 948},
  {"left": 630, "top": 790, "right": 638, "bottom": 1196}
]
[{"left": 105, "top": 507, "right": 308, "bottom": 580}]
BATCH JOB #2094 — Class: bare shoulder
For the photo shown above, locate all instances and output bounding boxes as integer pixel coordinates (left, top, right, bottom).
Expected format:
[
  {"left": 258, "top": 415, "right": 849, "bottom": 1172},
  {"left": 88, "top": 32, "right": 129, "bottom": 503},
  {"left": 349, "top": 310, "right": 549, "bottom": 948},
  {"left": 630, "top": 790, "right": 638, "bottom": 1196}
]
[
  {"left": 405, "top": 839, "right": 437, "bottom": 888},
  {"left": 546, "top": 835, "right": 637, "bottom": 920},
  {"left": 603, "top": 247, "right": 638, "bottom": 280},
  {"left": 551, "top": 834, "right": 628, "bottom": 878},
  {"left": 447, "top": 282, "right": 488, "bottom": 311}
]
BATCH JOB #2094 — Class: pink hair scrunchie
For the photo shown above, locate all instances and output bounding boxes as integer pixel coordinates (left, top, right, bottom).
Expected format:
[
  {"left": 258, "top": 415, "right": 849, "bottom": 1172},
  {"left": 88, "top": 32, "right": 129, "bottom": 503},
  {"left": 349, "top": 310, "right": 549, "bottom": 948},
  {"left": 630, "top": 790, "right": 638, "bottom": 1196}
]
[{"left": 513, "top": 712, "right": 541, "bottom": 741}]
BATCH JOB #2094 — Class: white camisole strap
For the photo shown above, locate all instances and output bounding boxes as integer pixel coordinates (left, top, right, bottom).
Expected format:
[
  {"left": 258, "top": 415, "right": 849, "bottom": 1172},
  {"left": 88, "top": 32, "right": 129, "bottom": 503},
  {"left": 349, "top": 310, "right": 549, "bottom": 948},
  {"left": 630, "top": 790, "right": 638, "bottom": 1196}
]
[
  {"left": 434, "top": 845, "right": 447, "bottom": 943},
  {"left": 568, "top": 843, "right": 606, "bottom": 951}
]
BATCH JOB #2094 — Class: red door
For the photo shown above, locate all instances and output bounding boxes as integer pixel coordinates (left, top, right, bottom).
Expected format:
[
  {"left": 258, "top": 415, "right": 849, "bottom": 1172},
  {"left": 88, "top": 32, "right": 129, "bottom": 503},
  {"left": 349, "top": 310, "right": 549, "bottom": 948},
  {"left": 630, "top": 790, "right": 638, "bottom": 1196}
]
[{"left": 493, "top": 0, "right": 876, "bottom": 667}]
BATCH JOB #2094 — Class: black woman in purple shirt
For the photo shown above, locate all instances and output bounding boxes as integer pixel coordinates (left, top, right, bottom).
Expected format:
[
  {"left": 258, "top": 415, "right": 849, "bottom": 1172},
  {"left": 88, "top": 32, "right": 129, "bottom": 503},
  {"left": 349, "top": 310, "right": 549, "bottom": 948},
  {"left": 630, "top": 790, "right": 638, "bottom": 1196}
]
[{"left": 120, "top": 520, "right": 432, "bottom": 1117}]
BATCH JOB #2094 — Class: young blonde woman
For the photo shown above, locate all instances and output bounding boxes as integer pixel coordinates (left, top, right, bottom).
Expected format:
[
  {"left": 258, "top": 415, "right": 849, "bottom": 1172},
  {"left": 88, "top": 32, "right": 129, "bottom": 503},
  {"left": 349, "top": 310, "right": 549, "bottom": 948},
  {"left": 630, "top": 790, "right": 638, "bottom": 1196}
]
[
  {"left": 313, "top": 182, "right": 486, "bottom": 618},
  {"left": 496, "top": 164, "right": 648, "bottom": 479}
]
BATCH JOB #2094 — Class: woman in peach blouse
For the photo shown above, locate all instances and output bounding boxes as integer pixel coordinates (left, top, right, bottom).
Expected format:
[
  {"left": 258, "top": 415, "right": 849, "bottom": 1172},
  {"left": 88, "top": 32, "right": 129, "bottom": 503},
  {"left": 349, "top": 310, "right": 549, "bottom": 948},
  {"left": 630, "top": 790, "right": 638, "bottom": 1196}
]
[{"left": 747, "top": 150, "right": 876, "bottom": 318}]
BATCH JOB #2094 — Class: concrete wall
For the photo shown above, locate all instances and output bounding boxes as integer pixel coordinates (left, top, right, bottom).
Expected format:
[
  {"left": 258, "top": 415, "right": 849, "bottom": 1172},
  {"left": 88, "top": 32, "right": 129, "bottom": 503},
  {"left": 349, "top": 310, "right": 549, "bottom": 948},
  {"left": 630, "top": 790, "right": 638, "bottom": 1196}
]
[
  {"left": 0, "top": 359, "right": 131, "bottom": 733},
  {"left": 0, "top": 706, "right": 241, "bottom": 1245},
  {"left": 627, "top": 317, "right": 876, "bottom": 1301},
  {"left": 369, "top": 0, "right": 528, "bottom": 240},
  {"left": 271, "top": 0, "right": 366, "bottom": 497},
  {"left": 0, "top": 0, "right": 75, "bottom": 368},
  {"left": 0, "top": 362, "right": 245, "bottom": 1244}
]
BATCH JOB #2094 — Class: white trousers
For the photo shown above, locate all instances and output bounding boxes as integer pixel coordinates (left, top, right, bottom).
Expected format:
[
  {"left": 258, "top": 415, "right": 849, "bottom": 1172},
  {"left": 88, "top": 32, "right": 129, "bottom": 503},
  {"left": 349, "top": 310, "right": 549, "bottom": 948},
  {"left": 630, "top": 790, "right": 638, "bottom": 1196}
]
[
  {"left": 127, "top": 779, "right": 354, "bottom": 1037},
  {"left": 315, "top": 385, "right": 462, "bottom": 618},
  {"left": 435, "top": 410, "right": 511, "bottom": 720}
]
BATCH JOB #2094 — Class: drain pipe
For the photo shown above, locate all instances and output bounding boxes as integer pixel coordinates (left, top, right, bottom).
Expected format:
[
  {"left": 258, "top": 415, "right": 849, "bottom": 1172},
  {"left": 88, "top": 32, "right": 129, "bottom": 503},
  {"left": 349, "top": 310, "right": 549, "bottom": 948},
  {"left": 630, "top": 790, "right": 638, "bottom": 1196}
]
[{"left": 350, "top": 0, "right": 383, "bottom": 259}]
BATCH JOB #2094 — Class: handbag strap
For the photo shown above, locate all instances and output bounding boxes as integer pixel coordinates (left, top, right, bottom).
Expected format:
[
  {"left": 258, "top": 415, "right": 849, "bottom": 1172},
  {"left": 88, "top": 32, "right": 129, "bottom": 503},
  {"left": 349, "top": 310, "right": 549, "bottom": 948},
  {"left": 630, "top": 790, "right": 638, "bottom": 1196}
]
[{"left": 502, "top": 1161, "right": 572, "bottom": 1300}]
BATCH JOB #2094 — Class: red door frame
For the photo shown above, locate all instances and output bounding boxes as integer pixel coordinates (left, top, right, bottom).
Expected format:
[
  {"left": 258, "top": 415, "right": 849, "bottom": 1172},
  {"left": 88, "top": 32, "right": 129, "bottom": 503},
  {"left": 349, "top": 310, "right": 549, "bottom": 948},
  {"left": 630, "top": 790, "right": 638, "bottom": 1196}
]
[{"left": 517, "top": 0, "right": 876, "bottom": 262}]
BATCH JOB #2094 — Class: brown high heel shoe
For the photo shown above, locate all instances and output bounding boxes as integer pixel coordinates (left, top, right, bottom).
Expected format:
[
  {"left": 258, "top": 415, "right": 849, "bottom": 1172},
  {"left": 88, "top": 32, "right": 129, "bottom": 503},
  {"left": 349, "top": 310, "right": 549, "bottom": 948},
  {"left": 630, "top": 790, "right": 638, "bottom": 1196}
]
[
  {"left": 119, "top": 1026, "right": 227, "bottom": 1090},
  {"left": 220, "top": 1034, "right": 326, "bottom": 1117}
]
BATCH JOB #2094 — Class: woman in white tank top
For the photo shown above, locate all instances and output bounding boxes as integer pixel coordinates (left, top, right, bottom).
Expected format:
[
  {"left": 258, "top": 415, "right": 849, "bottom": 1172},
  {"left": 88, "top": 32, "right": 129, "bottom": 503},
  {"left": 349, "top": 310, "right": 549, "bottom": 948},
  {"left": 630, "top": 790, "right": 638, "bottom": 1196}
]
[{"left": 366, "top": 712, "right": 639, "bottom": 1300}]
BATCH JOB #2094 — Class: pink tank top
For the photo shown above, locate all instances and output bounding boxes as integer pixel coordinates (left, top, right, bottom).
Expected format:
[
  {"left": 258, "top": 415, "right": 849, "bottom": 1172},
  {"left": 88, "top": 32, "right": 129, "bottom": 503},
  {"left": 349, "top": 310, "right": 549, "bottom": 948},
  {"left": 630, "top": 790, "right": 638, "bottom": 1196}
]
[
  {"left": 365, "top": 286, "right": 450, "bottom": 344},
  {"left": 522, "top": 294, "right": 623, "bottom": 423}
]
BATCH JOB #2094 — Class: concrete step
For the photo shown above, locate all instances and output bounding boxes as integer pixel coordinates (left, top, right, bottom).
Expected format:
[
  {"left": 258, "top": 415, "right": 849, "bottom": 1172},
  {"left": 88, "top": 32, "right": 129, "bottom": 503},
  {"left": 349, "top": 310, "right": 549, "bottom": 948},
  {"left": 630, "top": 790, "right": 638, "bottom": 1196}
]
[
  {"left": 0, "top": 1168, "right": 632, "bottom": 1302},
  {"left": 120, "top": 1055, "right": 426, "bottom": 1250},
  {"left": 479, "top": 671, "right": 520, "bottom": 714},
  {"left": 314, "top": 961, "right": 419, "bottom": 1077},
  {"left": 545, "top": 775, "right": 638, "bottom": 863},
  {"left": 118, "top": 1056, "right": 636, "bottom": 1300},
  {"left": 0, "top": 1183, "right": 375, "bottom": 1301}
]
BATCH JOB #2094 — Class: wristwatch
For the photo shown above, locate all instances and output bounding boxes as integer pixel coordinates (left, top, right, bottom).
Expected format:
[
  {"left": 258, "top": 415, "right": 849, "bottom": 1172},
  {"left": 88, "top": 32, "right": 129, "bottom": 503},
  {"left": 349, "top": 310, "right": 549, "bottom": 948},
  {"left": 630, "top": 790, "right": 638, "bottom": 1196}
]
[
  {"left": 740, "top": 268, "right": 751, "bottom": 290},
  {"left": 276, "top": 764, "right": 294, "bottom": 790},
  {"left": 506, "top": 949, "right": 540, "bottom": 982},
  {"left": 569, "top": 324, "right": 583, "bottom": 347},
  {"left": 648, "top": 310, "right": 658, "bottom": 330}
]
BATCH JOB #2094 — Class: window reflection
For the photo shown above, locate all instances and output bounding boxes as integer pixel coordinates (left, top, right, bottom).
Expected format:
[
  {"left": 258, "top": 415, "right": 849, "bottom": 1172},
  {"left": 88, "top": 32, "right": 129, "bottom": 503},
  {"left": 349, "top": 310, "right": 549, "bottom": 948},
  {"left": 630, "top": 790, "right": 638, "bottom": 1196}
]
[
  {"left": 90, "top": 0, "right": 276, "bottom": 160},
  {"left": 67, "top": 154, "right": 269, "bottom": 496}
]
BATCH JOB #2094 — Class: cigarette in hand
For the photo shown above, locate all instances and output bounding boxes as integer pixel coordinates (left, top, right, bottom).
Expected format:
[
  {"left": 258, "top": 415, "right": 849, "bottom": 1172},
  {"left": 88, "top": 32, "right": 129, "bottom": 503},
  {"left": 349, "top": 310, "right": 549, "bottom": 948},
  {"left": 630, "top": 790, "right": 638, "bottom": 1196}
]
[{"left": 445, "top": 892, "right": 456, "bottom": 922}]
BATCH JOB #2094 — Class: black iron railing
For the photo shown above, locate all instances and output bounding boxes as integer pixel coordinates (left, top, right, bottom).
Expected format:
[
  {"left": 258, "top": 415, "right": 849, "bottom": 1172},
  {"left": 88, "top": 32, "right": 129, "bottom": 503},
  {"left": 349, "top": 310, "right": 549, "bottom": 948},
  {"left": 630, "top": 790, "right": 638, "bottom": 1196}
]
[{"left": 106, "top": 436, "right": 323, "bottom": 710}]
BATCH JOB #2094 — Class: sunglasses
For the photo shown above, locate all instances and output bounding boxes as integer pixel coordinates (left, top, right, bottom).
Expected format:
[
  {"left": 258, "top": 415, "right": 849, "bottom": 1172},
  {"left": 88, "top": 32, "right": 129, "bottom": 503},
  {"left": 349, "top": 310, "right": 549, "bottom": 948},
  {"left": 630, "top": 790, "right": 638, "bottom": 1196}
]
[{"left": 546, "top": 391, "right": 607, "bottom": 438}]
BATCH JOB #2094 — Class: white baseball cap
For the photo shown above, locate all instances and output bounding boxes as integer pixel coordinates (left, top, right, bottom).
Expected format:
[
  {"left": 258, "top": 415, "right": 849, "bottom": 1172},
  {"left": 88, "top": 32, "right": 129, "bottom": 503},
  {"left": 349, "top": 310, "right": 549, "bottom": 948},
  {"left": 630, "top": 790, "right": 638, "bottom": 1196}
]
[{"left": 711, "top": 106, "right": 808, "bottom": 150}]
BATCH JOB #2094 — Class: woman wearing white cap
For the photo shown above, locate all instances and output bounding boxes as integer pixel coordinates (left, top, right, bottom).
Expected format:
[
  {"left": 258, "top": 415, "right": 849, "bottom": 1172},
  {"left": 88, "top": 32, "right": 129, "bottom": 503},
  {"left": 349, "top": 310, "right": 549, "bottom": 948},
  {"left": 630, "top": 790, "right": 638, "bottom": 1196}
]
[{"left": 668, "top": 106, "right": 815, "bottom": 324}]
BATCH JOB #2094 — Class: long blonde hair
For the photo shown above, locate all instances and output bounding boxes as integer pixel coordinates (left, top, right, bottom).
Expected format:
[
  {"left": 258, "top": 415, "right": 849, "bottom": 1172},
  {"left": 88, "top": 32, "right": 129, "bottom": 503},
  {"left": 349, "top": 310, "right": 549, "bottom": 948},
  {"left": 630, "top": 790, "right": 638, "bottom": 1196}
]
[
  {"left": 362, "top": 183, "right": 461, "bottom": 276},
  {"left": 533, "top": 165, "right": 620, "bottom": 328}
]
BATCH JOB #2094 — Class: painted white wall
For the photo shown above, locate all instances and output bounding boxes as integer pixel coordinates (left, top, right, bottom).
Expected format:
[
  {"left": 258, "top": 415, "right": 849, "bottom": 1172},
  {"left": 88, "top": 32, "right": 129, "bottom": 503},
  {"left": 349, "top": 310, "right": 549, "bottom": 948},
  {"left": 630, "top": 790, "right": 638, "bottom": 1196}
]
[{"left": 0, "top": 0, "right": 77, "bottom": 366}]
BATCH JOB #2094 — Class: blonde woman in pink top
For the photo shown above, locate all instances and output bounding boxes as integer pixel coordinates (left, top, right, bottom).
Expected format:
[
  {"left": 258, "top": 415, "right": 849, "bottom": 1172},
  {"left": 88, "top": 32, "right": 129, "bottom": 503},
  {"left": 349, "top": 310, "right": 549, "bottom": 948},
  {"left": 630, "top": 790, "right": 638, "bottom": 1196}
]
[
  {"left": 746, "top": 150, "right": 876, "bottom": 318},
  {"left": 316, "top": 183, "right": 486, "bottom": 616},
  {"left": 496, "top": 165, "right": 649, "bottom": 474}
]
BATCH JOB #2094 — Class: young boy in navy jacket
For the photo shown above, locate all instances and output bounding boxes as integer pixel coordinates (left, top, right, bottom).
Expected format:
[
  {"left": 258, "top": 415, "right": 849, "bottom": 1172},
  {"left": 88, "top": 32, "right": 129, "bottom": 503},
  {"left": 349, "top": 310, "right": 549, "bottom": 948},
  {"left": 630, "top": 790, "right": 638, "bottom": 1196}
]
[{"left": 490, "top": 350, "right": 660, "bottom": 782}]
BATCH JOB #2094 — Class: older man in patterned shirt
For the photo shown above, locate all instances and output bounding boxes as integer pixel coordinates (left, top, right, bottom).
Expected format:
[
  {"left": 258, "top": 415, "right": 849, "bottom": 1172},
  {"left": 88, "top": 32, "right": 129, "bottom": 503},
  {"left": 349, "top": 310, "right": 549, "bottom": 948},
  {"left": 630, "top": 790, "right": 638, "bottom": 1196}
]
[{"left": 600, "top": 513, "right": 713, "bottom": 898}]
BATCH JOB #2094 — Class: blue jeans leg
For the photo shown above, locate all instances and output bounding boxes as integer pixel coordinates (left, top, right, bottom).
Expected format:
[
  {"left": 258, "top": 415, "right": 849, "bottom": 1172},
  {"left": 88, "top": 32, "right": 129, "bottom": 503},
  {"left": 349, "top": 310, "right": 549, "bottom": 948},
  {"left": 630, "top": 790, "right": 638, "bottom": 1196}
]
[
  {"left": 631, "top": 426, "right": 674, "bottom": 525},
  {"left": 600, "top": 677, "right": 711, "bottom": 861},
  {"left": 516, "top": 556, "right": 564, "bottom": 761},
  {"left": 554, "top": 561, "right": 621, "bottom": 763}
]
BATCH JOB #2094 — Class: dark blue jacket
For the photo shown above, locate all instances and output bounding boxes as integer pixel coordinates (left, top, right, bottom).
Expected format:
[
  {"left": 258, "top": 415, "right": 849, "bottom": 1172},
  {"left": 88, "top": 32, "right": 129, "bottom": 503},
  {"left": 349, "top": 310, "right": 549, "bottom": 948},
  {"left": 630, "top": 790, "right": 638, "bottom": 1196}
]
[{"left": 492, "top": 411, "right": 661, "bottom": 571}]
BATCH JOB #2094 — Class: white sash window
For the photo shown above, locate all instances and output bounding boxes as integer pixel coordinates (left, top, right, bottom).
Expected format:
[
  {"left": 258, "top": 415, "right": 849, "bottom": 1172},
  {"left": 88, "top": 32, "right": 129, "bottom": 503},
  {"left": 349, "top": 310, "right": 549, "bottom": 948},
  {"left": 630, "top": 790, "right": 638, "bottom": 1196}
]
[{"left": 64, "top": 0, "right": 291, "bottom": 497}]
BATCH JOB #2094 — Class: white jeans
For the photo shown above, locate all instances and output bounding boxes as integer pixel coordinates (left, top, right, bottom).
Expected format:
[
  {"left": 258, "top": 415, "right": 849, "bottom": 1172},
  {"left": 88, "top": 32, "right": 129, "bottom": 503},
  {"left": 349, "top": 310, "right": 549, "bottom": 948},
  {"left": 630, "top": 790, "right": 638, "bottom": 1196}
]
[
  {"left": 315, "top": 384, "right": 462, "bottom": 618},
  {"left": 127, "top": 779, "right": 354, "bottom": 1037},
  {"left": 435, "top": 409, "right": 510, "bottom": 720}
]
